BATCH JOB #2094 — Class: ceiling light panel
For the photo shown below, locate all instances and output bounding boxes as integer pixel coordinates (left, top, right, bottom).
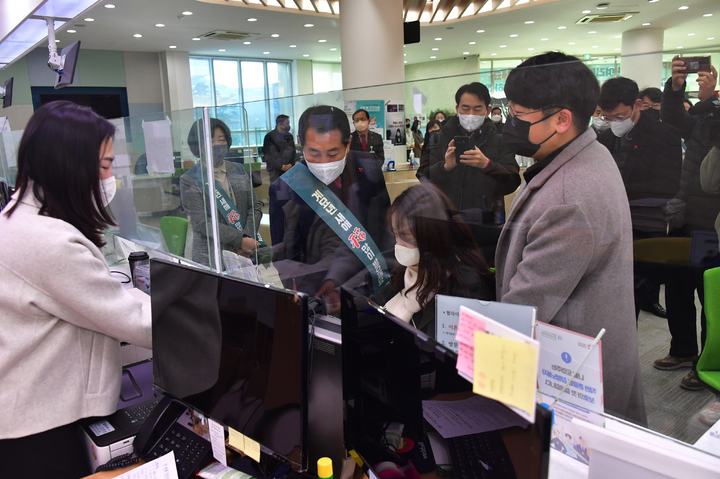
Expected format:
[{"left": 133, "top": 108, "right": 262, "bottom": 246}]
[{"left": 33, "top": 0, "right": 99, "bottom": 18}]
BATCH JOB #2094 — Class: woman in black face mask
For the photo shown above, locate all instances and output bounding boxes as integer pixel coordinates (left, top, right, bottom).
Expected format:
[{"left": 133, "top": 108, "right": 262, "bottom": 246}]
[{"left": 180, "top": 118, "right": 264, "bottom": 267}]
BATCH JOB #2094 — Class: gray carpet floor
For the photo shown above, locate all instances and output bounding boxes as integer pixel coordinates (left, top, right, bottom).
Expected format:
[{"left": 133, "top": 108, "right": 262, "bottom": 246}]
[{"left": 638, "top": 287, "right": 716, "bottom": 445}]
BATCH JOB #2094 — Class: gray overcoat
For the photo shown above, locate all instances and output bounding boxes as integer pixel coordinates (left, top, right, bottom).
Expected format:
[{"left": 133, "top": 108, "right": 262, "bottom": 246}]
[{"left": 495, "top": 128, "right": 647, "bottom": 426}]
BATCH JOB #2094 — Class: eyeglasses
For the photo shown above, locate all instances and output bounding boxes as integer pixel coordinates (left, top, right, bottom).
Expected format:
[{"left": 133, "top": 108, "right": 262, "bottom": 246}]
[
  {"left": 599, "top": 107, "right": 633, "bottom": 122},
  {"left": 508, "top": 106, "right": 561, "bottom": 126},
  {"left": 642, "top": 102, "right": 661, "bottom": 110}
]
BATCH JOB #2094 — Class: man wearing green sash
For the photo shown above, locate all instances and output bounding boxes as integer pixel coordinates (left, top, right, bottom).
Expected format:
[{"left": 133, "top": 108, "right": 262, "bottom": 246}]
[
  {"left": 180, "top": 118, "right": 263, "bottom": 267},
  {"left": 270, "top": 105, "right": 394, "bottom": 309}
]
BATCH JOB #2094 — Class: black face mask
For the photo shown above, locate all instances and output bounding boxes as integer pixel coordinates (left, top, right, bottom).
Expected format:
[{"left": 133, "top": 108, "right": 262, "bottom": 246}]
[
  {"left": 212, "top": 144, "right": 229, "bottom": 166},
  {"left": 502, "top": 109, "right": 561, "bottom": 157},
  {"left": 643, "top": 108, "right": 661, "bottom": 121}
]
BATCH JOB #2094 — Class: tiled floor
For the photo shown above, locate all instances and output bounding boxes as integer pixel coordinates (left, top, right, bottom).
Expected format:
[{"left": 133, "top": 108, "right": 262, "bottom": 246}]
[{"left": 638, "top": 288, "right": 716, "bottom": 445}]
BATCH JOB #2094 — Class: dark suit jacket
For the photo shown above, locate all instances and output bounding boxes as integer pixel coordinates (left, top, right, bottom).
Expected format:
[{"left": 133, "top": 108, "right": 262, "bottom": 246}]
[
  {"left": 349, "top": 130, "right": 385, "bottom": 162},
  {"left": 417, "top": 116, "right": 520, "bottom": 225},
  {"left": 269, "top": 153, "right": 394, "bottom": 295},
  {"left": 263, "top": 130, "right": 298, "bottom": 185},
  {"left": 597, "top": 112, "right": 682, "bottom": 201}
]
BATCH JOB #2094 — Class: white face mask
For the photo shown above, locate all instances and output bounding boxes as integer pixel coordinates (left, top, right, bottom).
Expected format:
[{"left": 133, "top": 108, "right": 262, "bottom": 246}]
[
  {"left": 307, "top": 157, "right": 346, "bottom": 185},
  {"left": 491, "top": 115, "right": 502, "bottom": 123},
  {"left": 458, "top": 114, "right": 484, "bottom": 132},
  {"left": 610, "top": 107, "right": 636, "bottom": 137},
  {"left": 395, "top": 244, "right": 420, "bottom": 267},
  {"left": 592, "top": 116, "right": 610, "bottom": 132},
  {"left": 100, "top": 176, "right": 116, "bottom": 207}
]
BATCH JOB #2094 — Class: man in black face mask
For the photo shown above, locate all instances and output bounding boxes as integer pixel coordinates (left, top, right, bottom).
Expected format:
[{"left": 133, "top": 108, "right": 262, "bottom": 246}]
[
  {"left": 640, "top": 87, "right": 663, "bottom": 121},
  {"left": 180, "top": 118, "right": 263, "bottom": 267},
  {"left": 264, "top": 114, "right": 298, "bottom": 184},
  {"left": 495, "top": 52, "right": 647, "bottom": 427}
]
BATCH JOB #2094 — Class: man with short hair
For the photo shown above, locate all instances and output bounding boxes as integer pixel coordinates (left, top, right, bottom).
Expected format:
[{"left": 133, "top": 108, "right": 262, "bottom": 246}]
[
  {"left": 490, "top": 106, "right": 504, "bottom": 133},
  {"left": 269, "top": 105, "right": 393, "bottom": 309},
  {"left": 263, "top": 114, "right": 298, "bottom": 184},
  {"left": 597, "top": 78, "right": 681, "bottom": 206},
  {"left": 349, "top": 109, "right": 385, "bottom": 162},
  {"left": 640, "top": 87, "right": 663, "bottom": 121},
  {"left": 495, "top": 52, "right": 646, "bottom": 425},
  {"left": 417, "top": 82, "right": 520, "bottom": 226}
]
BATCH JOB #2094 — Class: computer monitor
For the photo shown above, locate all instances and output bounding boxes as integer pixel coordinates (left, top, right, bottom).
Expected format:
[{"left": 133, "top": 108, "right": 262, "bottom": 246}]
[
  {"left": 150, "top": 259, "right": 310, "bottom": 471},
  {"left": 55, "top": 41, "right": 81, "bottom": 89},
  {"left": 1, "top": 77, "right": 13, "bottom": 108},
  {"left": 341, "top": 287, "right": 552, "bottom": 479}
]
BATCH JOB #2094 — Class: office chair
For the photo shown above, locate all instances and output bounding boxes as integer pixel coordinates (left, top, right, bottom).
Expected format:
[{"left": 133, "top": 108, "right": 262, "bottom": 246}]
[
  {"left": 697, "top": 267, "right": 720, "bottom": 394},
  {"left": 159, "top": 216, "right": 188, "bottom": 257}
]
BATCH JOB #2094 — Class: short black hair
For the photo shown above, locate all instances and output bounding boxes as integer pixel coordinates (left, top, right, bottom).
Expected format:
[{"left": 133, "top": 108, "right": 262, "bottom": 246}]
[
  {"left": 298, "top": 105, "right": 351, "bottom": 146},
  {"left": 276, "top": 114, "right": 289, "bottom": 125},
  {"left": 505, "top": 51, "right": 599, "bottom": 132},
  {"left": 8, "top": 100, "right": 116, "bottom": 248},
  {"left": 684, "top": 99, "right": 694, "bottom": 108},
  {"left": 352, "top": 109, "right": 370, "bottom": 121},
  {"left": 640, "top": 87, "right": 662, "bottom": 104},
  {"left": 491, "top": 106, "right": 502, "bottom": 115},
  {"left": 426, "top": 119, "right": 441, "bottom": 131},
  {"left": 599, "top": 77, "right": 639, "bottom": 111},
  {"left": 455, "top": 82, "right": 491, "bottom": 107},
  {"left": 187, "top": 118, "right": 232, "bottom": 157}
]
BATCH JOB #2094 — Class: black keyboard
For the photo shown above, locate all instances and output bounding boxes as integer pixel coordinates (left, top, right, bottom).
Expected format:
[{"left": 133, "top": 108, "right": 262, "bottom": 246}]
[
  {"left": 445, "top": 431, "right": 517, "bottom": 479},
  {"left": 115, "top": 397, "right": 162, "bottom": 430},
  {"left": 147, "top": 426, "right": 211, "bottom": 479}
]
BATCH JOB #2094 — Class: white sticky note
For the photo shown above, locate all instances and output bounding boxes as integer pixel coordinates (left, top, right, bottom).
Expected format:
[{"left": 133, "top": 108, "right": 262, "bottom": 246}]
[
  {"left": 89, "top": 420, "right": 115, "bottom": 437},
  {"left": 208, "top": 419, "right": 227, "bottom": 466}
]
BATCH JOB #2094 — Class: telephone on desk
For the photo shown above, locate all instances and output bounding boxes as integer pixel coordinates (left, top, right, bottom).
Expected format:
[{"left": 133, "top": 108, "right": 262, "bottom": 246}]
[{"left": 95, "top": 396, "right": 212, "bottom": 478}]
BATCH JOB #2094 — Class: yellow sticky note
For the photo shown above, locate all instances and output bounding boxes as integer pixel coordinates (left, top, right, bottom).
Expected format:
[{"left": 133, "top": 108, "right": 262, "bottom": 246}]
[
  {"left": 243, "top": 436, "right": 261, "bottom": 463},
  {"left": 228, "top": 427, "right": 245, "bottom": 454},
  {"left": 473, "top": 331, "right": 538, "bottom": 415}
]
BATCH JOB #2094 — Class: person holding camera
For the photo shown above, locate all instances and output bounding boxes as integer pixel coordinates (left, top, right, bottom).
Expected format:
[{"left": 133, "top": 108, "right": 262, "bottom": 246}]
[
  {"left": 264, "top": 114, "right": 298, "bottom": 185},
  {"left": 651, "top": 56, "right": 720, "bottom": 391},
  {"left": 417, "top": 82, "right": 520, "bottom": 226}
]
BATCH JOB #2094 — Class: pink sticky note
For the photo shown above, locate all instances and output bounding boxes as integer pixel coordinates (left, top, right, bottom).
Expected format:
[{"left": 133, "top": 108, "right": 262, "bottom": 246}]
[
  {"left": 456, "top": 342, "right": 475, "bottom": 378},
  {"left": 455, "top": 309, "right": 487, "bottom": 346}
]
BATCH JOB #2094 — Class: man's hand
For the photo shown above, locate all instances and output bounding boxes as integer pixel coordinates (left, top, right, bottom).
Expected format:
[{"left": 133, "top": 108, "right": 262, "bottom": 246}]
[
  {"left": 238, "top": 236, "right": 259, "bottom": 257},
  {"left": 459, "top": 146, "right": 490, "bottom": 169},
  {"left": 444, "top": 139, "right": 457, "bottom": 171},
  {"left": 698, "top": 65, "right": 718, "bottom": 102},
  {"left": 671, "top": 55, "right": 688, "bottom": 92},
  {"left": 281, "top": 164, "right": 292, "bottom": 172},
  {"left": 316, "top": 280, "right": 340, "bottom": 316}
]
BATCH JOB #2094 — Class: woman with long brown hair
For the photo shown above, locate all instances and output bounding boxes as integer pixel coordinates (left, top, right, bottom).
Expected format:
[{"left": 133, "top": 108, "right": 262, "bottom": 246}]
[{"left": 373, "top": 182, "right": 494, "bottom": 336}]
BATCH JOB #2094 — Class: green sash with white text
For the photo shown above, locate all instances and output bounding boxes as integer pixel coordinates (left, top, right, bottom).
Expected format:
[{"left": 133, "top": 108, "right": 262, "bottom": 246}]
[
  {"left": 280, "top": 162, "right": 390, "bottom": 293},
  {"left": 186, "top": 165, "right": 266, "bottom": 247}
]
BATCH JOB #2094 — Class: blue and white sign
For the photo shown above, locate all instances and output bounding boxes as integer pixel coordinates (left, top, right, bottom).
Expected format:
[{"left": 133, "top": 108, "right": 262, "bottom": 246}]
[{"left": 535, "top": 322, "right": 604, "bottom": 414}]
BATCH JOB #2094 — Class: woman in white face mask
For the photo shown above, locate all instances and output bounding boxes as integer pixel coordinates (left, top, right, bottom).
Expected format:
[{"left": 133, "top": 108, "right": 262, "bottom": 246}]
[
  {"left": 0, "top": 101, "right": 152, "bottom": 478},
  {"left": 371, "top": 183, "right": 495, "bottom": 335}
]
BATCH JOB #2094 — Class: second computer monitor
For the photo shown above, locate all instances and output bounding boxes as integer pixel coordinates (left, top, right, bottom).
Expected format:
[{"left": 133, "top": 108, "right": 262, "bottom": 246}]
[{"left": 150, "top": 259, "right": 310, "bottom": 471}]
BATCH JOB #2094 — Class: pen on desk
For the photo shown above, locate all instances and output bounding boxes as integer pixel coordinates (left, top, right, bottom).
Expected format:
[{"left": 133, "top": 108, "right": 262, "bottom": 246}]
[{"left": 549, "top": 328, "right": 605, "bottom": 410}]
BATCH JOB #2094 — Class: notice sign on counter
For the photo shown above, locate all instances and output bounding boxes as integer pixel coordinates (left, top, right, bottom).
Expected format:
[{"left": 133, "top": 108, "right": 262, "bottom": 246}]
[{"left": 535, "top": 322, "right": 604, "bottom": 414}]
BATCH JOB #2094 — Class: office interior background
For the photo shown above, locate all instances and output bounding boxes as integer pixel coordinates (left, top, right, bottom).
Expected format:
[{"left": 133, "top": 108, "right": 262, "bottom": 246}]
[{"left": 2, "top": 0, "right": 720, "bottom": 470}]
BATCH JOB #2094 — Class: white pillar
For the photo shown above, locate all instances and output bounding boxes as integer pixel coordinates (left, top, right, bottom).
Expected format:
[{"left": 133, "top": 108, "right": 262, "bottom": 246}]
[
  {"left": 620, "top": 29, "right": 664, "bottom": 89},
  {"left": 159, "top": 51, "right": 193, "bottom": 112},
  {"left": 339, "top": 0, "right": 405, "bottom": 160},
  {"left": 339, "top": 0, "right": 404, "bottom": 90}
]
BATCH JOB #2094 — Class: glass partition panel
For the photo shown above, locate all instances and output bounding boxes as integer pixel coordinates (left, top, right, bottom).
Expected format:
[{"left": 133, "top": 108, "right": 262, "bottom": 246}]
[
  {"left": 0, "top": 128, "right": 21, "bottom": 187},
  {"left": 1, "top": 61, "right": 719, "bottom": 456}
]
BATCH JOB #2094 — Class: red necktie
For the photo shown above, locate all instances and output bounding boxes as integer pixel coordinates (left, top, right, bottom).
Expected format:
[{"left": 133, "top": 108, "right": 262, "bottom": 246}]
[{"left": 361, "top": 133, "right": 367, "bottom": 152}]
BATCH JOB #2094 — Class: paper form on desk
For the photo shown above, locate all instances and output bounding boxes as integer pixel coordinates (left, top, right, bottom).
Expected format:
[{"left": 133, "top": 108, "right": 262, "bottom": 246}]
[
  {"left": 422, "top": 395, "right": 527, "bottom": 439},
  {"left": 115, "top": 451, "right": 178, "bottom": 479}
]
